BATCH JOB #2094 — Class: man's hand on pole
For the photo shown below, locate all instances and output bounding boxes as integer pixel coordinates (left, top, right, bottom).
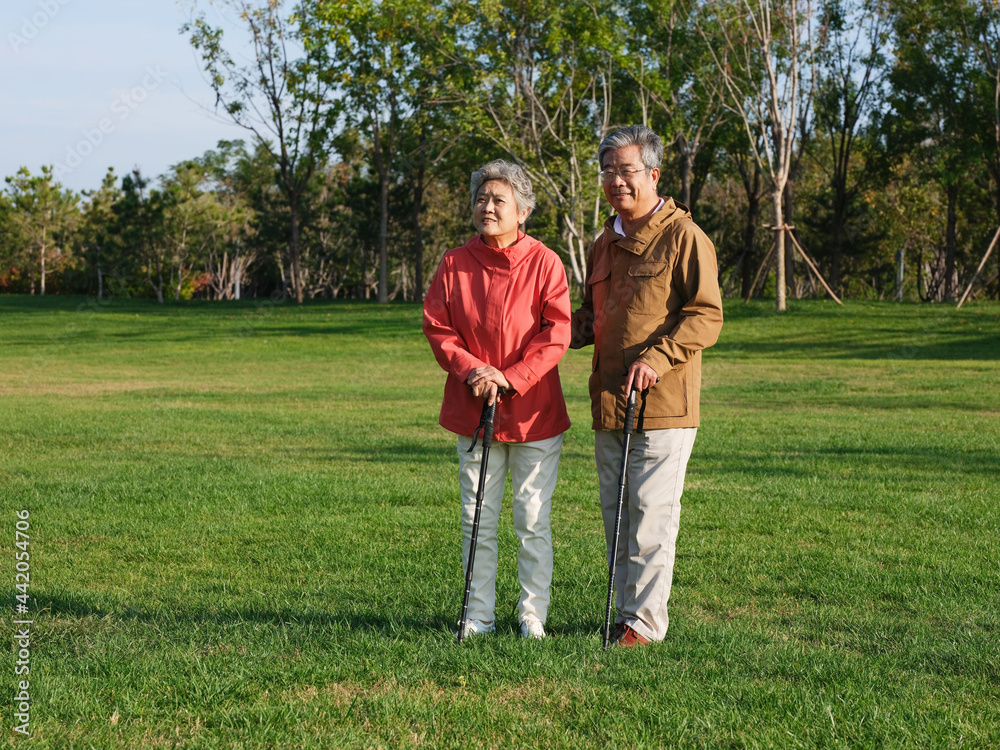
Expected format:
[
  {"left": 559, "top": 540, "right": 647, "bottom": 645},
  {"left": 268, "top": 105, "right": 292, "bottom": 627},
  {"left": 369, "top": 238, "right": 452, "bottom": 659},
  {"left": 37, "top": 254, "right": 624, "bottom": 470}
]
[{"left": 625, "top": 361, "right": 658, "bottom": 395}]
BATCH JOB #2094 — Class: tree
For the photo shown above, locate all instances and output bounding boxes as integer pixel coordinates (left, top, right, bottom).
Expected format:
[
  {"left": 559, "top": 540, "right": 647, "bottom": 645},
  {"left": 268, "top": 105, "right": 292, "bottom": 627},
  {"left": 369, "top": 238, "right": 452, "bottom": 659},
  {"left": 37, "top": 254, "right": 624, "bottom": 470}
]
[
  {"left": 395, "top": 3, "right": 467, "bottom": 302},
  {"left": 4, "top": 166, "right": 78, "bottom": 296},
  {"left": 621, "top": 0, "right": 727, "bottom": 212},
  {"left": 724, "top": 123, "right": 769, "bottom": 298},
  {"left": 185, "top": 0, "right": 340, "bottom": 303},
  {"left": 313, "top": 0, "right": 409, "bottom": 304},
  {"left": 191, "top": 141, "right": 258, "bottom": 300},
  {"left": 967, "top": 0, "right": 1000, "bottom": 227},
  {"left": 161, "top": 163, "right": 220, "bottom": 300},
  {"left": 80, "top": 168, "right": 123, "bottom": 299},
  {"left": 702, "top": 0, "right": 817, "bottom": 311},
  {"left": 0, "top": 191, "right": 19, "bottom": 290},
  {"left": 883, "top": 0, "right": 990, "bottom": 300},
  {"left": 112, "top": 171, "right": 168, "bottom": 303},
  {"left": 965, "top": 0, "right": 1000, "bottom": 301},
  {"left": 449, "top": 0, "right": 619, "bottom": 295},
  {"left": 312, "top": 0, "right": 464, "bottom": 303},
  {"left": 814, "top": 0, "right": 890, "bottom": 291}
]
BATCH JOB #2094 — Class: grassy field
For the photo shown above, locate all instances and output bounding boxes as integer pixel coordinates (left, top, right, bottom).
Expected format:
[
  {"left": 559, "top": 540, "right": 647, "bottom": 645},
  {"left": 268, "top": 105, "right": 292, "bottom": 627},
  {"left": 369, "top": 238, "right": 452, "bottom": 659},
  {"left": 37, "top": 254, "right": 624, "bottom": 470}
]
[{"left": 1, "top": 294, "right": 998, "bottom": 749}]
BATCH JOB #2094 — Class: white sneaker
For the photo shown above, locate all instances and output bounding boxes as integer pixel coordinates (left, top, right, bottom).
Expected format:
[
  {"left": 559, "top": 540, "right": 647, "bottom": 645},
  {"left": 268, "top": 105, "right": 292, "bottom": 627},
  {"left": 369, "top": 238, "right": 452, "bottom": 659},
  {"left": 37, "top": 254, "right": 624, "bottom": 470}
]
[
  {"left": 520, "top": 616, "right": 545, "bottom": 639},
  {"left": 457, "top": 619, "right": 495, "bottom": 638}
]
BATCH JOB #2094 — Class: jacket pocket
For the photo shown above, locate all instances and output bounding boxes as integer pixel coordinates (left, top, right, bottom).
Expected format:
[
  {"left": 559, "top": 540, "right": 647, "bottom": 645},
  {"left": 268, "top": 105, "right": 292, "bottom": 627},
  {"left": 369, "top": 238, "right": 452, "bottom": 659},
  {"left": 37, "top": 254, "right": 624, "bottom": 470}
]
[
  {"left": 626, "top": 261, "right": 669, "bottom": 315},
  {"left": 589, "top": 264, "right": 613, "bottom": 326},
  {"left": 635, "top": 367, "right": 688, "bottom": 425}
]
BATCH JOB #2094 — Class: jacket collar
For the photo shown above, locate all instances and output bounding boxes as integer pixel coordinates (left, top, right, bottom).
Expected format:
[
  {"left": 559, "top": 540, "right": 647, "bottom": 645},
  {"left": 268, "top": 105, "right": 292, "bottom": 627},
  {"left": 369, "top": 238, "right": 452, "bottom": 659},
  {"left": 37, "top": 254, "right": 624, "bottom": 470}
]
[
  {"left": 465, "top": 231, "right": 540, "bottom": 268},
  {"left": 605, "top": 197, "right": 690, "bottom": 255}
]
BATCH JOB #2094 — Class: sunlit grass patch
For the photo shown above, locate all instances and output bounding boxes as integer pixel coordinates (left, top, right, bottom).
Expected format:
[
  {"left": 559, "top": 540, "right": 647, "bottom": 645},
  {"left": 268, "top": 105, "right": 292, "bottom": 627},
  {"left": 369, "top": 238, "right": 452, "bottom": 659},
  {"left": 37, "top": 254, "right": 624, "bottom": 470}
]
[{"left": 1, "top": 296, "right": 998, "bottom": 748}]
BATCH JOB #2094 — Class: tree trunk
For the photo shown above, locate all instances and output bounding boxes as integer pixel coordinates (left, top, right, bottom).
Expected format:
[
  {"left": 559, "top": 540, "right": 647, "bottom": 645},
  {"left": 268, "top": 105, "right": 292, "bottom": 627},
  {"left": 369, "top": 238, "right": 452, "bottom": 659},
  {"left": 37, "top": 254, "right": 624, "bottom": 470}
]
[
  {"left": 831, "top": 185, "right": 845, "bottom": 294},
  {"left": 370, "top": 106, "right": 390, "bottom": 305},
  {"left": 741, "top": 186, "right": 761, "bottom": 299},
  {"left": 678, "top": 136, "right": 693, "bottom": 208},
  {"left": 412, "top": 135, "right": 426, "bottom": 303},
  {"left": 39, "top": 224, "right": 47, "bottom": 296},
  {"left": 234, "top": 244, "right": 241, "bottom": 301},
  {"left": 783, "top": 179, "right": 796, "bottom": 298},
  {"left": 278, "top": 256, "right": 289, "bottom": 300},
  {"left": 773, "top": 188, "right": 786, "bottom": 311},
  {"left": 377, "top": 171, "right": 389, "bottom": 304},
  {"left": 945, "top": 182, "right": 958, "bottom": 300},
  {"left": 151, "top": 259, "right": 165, "bottom": 305},
  {"left": 290, "top": 195, "right": 304, "bottom": 304}
]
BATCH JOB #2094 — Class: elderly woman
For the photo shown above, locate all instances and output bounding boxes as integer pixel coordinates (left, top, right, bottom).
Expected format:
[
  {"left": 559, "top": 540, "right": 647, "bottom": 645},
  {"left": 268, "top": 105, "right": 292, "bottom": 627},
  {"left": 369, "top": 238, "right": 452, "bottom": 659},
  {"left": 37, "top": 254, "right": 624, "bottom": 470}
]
[{"left": 423, "top": 160, "right": 571, "bottom": 640}]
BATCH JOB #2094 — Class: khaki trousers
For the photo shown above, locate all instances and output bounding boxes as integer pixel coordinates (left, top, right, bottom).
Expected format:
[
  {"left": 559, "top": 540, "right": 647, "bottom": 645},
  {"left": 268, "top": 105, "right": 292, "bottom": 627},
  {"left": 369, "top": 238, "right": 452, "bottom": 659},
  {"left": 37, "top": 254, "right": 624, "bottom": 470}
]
[
  {"left": 457, "top": 433, "right": 563, "bottom": 625},
  {"left": 595, "top": 427, "right": 697, "bottom": 642}
]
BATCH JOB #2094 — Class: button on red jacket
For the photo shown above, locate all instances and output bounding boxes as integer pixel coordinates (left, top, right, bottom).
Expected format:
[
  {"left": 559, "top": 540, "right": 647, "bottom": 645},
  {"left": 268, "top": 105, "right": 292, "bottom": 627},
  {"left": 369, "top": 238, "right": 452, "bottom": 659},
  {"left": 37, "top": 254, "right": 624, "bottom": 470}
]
[{"left": 423, "top": 232, "right": 571, "bottom": 442}]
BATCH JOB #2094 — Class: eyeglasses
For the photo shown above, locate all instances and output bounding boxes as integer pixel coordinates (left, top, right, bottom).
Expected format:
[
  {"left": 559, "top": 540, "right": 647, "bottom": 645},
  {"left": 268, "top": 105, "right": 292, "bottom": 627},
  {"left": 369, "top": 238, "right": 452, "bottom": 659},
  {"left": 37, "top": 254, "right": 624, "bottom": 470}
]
[{"left": 599, "top": 167, "right": 650, "bottom": 182}]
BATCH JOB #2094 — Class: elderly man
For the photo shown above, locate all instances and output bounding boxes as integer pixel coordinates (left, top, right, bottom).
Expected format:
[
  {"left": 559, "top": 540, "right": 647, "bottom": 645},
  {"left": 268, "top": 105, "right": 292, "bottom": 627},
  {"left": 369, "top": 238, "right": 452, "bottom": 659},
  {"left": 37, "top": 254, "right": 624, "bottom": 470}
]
[{"left": 571, "top": 125, "right": 723, "bottom": 647}]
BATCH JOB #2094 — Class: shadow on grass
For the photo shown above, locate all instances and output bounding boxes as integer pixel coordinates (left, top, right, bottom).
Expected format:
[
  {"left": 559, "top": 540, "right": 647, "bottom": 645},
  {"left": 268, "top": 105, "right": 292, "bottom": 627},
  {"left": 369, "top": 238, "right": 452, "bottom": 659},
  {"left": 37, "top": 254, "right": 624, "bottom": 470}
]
[
  {"left": 34, "top": 592, "right": 457, "bottom": 637},
  {"left": 696, "top": 443, "right": 1000, "bottom": 484},
  {"left": 334, "top": 441, "right": 455, "bottom": 464}
]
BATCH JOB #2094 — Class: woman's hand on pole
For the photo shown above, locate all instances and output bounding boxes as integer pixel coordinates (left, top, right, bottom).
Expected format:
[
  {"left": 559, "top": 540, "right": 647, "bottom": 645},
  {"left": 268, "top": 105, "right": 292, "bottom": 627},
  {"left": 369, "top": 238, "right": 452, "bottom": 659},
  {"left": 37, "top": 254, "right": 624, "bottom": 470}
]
[{"left": 467, "top": 366, "right": 511, "bottom": 404}]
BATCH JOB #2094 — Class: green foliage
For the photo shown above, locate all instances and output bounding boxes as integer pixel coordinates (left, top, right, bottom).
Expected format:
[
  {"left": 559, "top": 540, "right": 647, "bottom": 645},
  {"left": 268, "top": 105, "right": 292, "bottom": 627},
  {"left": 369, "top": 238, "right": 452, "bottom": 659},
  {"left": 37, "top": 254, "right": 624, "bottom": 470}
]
[
  {"left": 1, "top": 297, "right": 998, "bottom": 747},
  {"left": 184, "top": 0, "right": 342, "bottom": 303},
  {"left": 878, "top": 0, "right": 1000, "bottom": 299},
  {"left": 3, "top": 0, "right": 1000, "bottom": 304},
  {"left": 3, "top": 166, "right": 79, "bottom": 295},
  {"left": 78, "top": 169, "right": 124, "bottom": 298}
]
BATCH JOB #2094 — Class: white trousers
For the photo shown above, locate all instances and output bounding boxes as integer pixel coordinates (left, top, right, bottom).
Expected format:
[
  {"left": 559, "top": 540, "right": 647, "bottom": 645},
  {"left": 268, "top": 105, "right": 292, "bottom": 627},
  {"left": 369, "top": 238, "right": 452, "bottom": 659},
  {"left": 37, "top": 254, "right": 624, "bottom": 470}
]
[
  {"left": 457, "top": 433, "right": 563, "bottom": 625},
  {"left": 595, "top": 427, "right": 697, "bottom": 642}
]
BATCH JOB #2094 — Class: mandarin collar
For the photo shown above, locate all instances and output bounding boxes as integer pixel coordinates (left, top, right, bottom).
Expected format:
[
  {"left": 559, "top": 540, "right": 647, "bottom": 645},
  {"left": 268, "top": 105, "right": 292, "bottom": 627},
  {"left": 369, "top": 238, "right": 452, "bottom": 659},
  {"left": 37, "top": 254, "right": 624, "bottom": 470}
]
[{"left": 608, "top": 197, "right": 689, "bottom": 255}]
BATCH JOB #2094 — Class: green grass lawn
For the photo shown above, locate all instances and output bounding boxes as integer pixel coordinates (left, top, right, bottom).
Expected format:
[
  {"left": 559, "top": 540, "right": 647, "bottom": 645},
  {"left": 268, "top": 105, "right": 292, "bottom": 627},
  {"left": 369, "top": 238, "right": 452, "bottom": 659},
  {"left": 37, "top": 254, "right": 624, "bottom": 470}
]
[{"left": 1, "top": 294, "right": 998, "bottom": 748}]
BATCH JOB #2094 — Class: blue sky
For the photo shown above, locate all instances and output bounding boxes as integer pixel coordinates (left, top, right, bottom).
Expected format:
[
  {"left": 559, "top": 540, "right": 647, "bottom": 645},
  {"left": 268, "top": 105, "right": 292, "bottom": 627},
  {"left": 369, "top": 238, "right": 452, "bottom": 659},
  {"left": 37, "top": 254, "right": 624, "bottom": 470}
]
[{"left": 1, "top": 1, "right": 250, "bottom": 194}]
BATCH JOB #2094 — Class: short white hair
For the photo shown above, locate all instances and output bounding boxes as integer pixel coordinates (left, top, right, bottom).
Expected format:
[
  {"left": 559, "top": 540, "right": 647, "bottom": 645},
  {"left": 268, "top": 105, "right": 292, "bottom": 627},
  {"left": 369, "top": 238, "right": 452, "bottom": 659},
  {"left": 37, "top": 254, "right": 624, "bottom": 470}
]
[
  {"left": 598, "top": 125, "right": 664, "bottom": 170},
  {"left": 469, "top": 160, "right": 537, "bottom": 218}
]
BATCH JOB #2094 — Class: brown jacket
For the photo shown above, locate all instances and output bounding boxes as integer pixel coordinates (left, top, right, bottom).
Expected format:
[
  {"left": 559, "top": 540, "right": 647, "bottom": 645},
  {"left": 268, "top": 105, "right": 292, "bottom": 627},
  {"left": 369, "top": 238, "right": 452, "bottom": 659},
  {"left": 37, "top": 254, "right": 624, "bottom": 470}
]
[{"left": 571, "top": 198, "right": 723, "bottom": 430}]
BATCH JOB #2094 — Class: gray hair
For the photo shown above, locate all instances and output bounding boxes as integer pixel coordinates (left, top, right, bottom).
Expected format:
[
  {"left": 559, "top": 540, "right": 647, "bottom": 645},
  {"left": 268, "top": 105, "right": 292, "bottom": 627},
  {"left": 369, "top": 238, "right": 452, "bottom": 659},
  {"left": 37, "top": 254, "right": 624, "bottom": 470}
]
[
  {"left": 598, "top": 125, "right": 664, "bottom": 171},
  {"left": 469, "top": 160, "right": 536, "bottom": 219}
]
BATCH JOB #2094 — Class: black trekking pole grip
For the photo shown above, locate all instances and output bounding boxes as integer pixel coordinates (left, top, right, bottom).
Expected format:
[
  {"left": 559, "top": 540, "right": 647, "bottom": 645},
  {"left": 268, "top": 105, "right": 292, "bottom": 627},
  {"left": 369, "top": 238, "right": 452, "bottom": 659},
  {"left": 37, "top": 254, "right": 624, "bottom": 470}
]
[
  {"left": 623, "top": 388, "right": 637, "bottom": 435},
  {"left": 481, "top": 386, "right": 505, "bottom": 444},
  {"left": 482, "top": 402, "right": 496, "bottom": 445}
]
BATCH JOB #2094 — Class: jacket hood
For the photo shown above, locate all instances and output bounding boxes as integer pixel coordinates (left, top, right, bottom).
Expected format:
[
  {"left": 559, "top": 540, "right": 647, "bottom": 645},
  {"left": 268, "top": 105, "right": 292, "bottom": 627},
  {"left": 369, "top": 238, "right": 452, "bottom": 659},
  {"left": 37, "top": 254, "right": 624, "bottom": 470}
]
[{"left": 464, "top": 231, "right": 547, "bottom": 270}]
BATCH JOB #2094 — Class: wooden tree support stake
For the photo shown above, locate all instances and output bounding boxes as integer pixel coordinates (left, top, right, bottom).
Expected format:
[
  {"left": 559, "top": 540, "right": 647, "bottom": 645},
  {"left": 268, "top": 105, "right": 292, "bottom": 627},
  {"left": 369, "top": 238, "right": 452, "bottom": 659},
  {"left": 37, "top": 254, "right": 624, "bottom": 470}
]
[
  {"left": 746, "top": 225, "right": 843, "bottom": 306},
  {"left": 782, "top": 227, "right": 843, "bottom": 305},
  {"left": 744, "top": 244, "right": 776, "bottom": 304},
  {"left": 957, "top": 225, "right": 1000, "bottom": 309}
]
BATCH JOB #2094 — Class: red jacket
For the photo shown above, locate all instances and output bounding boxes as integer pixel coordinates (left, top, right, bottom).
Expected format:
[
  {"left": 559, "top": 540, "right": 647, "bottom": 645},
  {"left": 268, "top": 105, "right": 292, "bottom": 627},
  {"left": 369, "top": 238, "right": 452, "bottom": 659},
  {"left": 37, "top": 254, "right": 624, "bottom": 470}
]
[{"left": 423, "top": 232, "right": 571, "bottom": 442}]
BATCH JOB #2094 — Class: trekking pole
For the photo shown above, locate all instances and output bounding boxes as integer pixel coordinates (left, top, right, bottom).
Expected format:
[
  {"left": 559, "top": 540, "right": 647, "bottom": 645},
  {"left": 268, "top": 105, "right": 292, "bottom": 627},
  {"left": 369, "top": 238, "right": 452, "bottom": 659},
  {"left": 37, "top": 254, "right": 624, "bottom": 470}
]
[
  {"left": 603, "top": 388, "right": 637, "bottom": 650},
  {"left": 457, "top": 387, "right": 504, "bottom": 643}
]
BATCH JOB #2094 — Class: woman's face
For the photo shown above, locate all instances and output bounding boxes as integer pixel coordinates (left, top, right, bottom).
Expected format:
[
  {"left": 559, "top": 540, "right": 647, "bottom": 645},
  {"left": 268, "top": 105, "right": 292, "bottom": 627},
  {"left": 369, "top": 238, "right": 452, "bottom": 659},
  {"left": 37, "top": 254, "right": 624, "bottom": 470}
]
[{"left": 474, "top": 180, "right": 529, "bottom": 248}]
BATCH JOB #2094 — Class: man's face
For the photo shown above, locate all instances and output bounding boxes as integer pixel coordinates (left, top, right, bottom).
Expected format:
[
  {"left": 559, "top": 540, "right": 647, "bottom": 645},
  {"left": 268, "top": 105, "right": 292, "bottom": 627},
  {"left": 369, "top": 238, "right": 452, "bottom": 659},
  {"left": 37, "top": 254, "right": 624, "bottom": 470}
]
[{"left": 601, "top": 145, "right": 660, "bottom": 220}]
